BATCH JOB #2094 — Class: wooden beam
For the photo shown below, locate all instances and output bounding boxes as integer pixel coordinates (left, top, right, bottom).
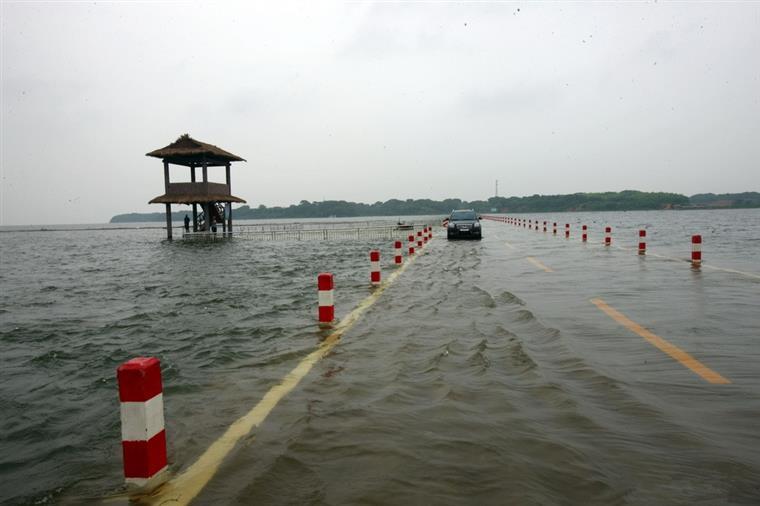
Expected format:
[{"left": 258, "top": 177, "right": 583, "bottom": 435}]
[
  {"left": 227, "top": 202, "right": 232, "bottom": 235},
  {"left": 165, "top": 203, "right": 173, "bottom": 240},
  {"left": 163, "top": 160, "right": 170, "bottom": 192}
]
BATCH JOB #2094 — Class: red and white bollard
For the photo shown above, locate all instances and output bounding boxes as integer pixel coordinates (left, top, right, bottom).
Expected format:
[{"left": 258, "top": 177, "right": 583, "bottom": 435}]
[
  {"left": 543, "top": 221, "right": 547, "bottom": 233},
  {"left": 565, "top": 223, "right": 570, "bottom": 239},
  {"left": 604, "top": 226, "right": 612, "bottom": 246},
  {"left": 394, "top": 240, "right": 403, "bottom": 264},
  {"left": 428, "top": 226, "right": 433, "bottom": 240},
  {"left": 691, "top": 235, "right": 702, "bottom": 267},
  {"left": 638, "top": 230, "right": 646, "bottom": 255},
  {"left": 370, "top": 250, "right": 381, "bottom": 285},
  {"left": 318, "top": 273, "right": 335, "bottom": 323},
  {"left": 582, "top": 225, "right": 587, "bottom": 242},
  {"left": 417, "top": 230, "right": 423, "bottom": 248},
  {"left": 553, "top": 222, "right": 557, "bottom": 235},
  {"left": 408, "top": 234, "right": 415, "bottom": 255},
  {"left": 423, "top": 227, "right": 428, "bottom": 244},
  {"left": 117, "top": 357, "right": 167, "bottom": 490}
]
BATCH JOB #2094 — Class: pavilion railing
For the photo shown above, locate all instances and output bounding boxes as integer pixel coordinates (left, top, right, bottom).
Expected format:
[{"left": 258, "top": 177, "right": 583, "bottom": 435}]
[{"left": 181, "top": 224, "right": 427, "bottom": 241}]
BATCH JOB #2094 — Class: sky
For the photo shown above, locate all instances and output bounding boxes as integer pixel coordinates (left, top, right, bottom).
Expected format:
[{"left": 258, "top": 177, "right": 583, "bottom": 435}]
[{"left": 1, "top": 1, "right": 759, "bottom": 225}]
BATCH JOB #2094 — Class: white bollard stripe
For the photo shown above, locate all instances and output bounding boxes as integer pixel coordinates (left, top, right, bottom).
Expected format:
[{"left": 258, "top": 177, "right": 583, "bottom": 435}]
[
  {"left": 120, "top": 393, "right": 165, "bottom": 441},
  {"left": 318, "top": 290, "right": 334, "bottom": 306}
]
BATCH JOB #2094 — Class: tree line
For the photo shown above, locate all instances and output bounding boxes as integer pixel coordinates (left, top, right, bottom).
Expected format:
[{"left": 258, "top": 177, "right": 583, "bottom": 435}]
[{"left": 110, "top": 190, "right": 759, "bottom": 223}]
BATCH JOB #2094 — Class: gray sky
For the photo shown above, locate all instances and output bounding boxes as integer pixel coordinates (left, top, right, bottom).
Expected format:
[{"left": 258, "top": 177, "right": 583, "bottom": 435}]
[{"left": 1, "top": 1, "right": 759, "bottom": 225}]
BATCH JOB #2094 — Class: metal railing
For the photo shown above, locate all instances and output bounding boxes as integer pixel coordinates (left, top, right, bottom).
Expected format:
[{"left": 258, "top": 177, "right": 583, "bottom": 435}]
[{"left": 182, "top": 223, "right": 428, "bottom": 241}]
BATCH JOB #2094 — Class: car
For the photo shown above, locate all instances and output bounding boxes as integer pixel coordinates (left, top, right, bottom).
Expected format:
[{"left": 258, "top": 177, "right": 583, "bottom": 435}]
[{"left": 446, "top": 209, "right": 482, "bottom": 240}]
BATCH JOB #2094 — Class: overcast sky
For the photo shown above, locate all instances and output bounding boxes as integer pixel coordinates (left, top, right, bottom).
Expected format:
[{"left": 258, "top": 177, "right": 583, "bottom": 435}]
[{"left": 1, "top": 1, "right": 759, "bottom": 225}]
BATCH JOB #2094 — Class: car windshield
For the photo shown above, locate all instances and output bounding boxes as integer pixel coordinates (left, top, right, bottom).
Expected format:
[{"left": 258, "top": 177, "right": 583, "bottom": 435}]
[{"left": 451, "top": 211, "right": 477, "bottom": 221}]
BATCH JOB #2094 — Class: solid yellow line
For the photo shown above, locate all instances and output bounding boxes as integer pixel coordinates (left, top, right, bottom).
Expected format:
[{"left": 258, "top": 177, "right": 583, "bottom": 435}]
[
  {"left": 619, "top": 247, "right": 760, "bottom": 280},
  {"left": 700, "top": 264, "right": 760, "bottom": 279},
  {"left": 590, "top": 298, "right": 730, "bottom": 384},
  {"left": 526, "top": 256, "right": 553, "bottom": 273},
  {"left": 143, "top": 247, "right": 422, "bottom": 505}
]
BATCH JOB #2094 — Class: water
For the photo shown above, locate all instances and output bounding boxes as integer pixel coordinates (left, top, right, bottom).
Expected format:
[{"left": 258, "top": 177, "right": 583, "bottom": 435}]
[{"left": 0, "top": 210, "right": 758, "bottom": 505}]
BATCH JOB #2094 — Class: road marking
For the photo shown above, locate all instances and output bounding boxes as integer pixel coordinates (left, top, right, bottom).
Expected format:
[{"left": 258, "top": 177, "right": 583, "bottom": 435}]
[
  {"left": 590, "top": 298, "right": 730, "bottom": 385},
  {"left": 526, "top": 256, "right": 553, "bottom": 272},
  {"left": 618, "top": 246, "right": 760, "bottom": 280},
  {"left": 142, "top": 246, "right": 423, "bottom": 505},
  {"left": 504, "top": 241, "right": 516, "bottom": 250},
  {"left": 700, "top": 264, "right": 760, "bottom": 280}
]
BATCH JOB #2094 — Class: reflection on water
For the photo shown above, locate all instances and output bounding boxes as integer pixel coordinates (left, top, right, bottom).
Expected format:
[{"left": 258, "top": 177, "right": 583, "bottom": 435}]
[{"left": 0, "top": 210, "right": 758, "bottom": 505}]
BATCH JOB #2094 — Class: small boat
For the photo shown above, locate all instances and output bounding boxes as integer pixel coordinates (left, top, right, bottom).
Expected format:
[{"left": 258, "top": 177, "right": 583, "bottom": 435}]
[{"left": 395, "top": 221, "right": 414, "bottom": 230}]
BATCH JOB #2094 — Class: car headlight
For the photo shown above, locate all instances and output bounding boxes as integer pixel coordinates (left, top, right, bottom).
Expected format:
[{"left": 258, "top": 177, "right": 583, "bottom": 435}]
[
  {"left": 448, "top": 222, "right": 455, "bottom": 228},
  {"left": 473, "top": 222, "right": 481, "bottom": 227}
]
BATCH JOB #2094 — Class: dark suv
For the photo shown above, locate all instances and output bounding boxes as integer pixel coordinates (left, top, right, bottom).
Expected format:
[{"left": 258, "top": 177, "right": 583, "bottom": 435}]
[{"left": 446, "top": 209, "right": 482, "bottom": 240}]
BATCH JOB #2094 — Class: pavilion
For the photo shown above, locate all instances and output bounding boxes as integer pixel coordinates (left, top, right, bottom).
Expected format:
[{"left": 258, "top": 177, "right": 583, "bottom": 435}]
[{"left": 147, "top": 134, "right": 246, "bottom": 240}]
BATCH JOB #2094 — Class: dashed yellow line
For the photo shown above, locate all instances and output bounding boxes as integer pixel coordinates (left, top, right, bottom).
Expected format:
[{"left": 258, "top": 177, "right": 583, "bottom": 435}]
[
  {"left": 141, "top": 244, "right": 424, "bottom": 505},
  {"left": 591, "top": 298, "right": 730, "bottom": 384},
  {"left": 504, "top": 241, "right": 516, "bottom": 250},
  {"left": 526, "top": 256, "right": 554, "bottom": 273}
]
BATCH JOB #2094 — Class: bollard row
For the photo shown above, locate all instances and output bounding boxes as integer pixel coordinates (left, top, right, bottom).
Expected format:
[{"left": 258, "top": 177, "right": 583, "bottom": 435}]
[{"left": 480, "top": 215, "right": 705, "bottom": 267}]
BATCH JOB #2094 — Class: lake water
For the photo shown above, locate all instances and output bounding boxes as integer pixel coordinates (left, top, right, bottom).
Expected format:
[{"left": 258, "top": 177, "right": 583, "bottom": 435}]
[{"left": 1, "top": 210, "right": 758, "bottom": 505}]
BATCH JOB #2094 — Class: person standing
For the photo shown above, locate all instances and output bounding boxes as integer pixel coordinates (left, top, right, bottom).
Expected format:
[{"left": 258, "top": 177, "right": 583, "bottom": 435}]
[{"left": 184, "top": 214, "right": 190, "bottom": 232}]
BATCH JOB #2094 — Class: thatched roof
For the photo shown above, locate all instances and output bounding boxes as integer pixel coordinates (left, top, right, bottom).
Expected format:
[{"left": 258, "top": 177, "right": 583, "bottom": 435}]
[
  {"left": 146, "top": 134, "right": 246, "bottom": 166},
  {"left": 149, "top": 194, "right": 247, "bottom": 205}
]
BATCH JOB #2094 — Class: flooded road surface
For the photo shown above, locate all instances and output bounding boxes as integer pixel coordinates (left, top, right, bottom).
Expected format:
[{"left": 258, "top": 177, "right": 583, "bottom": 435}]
[{"left": 1, "top": 210, "right": 758, "bottom": 505}]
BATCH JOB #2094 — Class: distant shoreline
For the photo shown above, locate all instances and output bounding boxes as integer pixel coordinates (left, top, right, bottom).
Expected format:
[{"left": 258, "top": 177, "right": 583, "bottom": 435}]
[{"left": 109, "top": 191, "right": 760, "bottom": 224}]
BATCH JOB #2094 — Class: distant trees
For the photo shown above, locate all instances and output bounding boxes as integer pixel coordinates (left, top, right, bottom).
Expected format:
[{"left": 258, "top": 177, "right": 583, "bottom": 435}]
[{"left": 110, "top": 190, "right": 755, "bottom": 223}]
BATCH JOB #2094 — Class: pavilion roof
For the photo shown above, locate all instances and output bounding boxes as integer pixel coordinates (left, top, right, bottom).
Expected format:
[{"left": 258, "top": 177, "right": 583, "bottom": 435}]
[
  {"left": 146, "top": 134, "right": 246, "bottom": 166},
  {"left": 149, "top": 193, "right": 247, "bottom": 205}
]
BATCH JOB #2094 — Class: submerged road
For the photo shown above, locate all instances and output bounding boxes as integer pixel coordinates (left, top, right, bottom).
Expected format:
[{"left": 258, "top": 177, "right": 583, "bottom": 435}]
[{"left": 142, "top": 218, "right": 758, "bottom": 505}]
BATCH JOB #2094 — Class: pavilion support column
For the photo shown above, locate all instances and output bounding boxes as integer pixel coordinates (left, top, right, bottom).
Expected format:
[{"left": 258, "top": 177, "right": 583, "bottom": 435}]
[
  {"left": 191, "top": 165, "right": 198, "bottom": 232},
  {"left": 165, "top": 204, "right": 173, "bottom": 240},
  {"left": 227, "top": 202, "right": 232, "bottom": 236},
  {"left": 163, "top": 160, "right": 172, "bottom": 240},
  {"left": 225, "top": 163, "right": 232, "bottom": 237}
]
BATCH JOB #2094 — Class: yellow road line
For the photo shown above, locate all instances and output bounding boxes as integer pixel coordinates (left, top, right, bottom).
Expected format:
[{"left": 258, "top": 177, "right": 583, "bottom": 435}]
[
  {"left": 700, "top": 264, "right": 760, "bottom": 279},
  {"left": 590, "top": 298, "right": 730, "bottom": 385},
  {"left": 504, "top": 241, "right": 516, "bottom": 250},
  {"left": 142, "top": 248, "right": 422, "bottom": 505},
  {"left": 526, "top": 256, "right": 553, "bottom": 273},
  {"left": 619, "top": 246, "right": 760, "bottom": 280}
]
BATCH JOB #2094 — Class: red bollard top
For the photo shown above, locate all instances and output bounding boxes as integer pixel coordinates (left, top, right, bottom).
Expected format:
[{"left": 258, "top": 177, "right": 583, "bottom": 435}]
[
  {"left": 394, "top": 240, "right": 402, "bottom": 248},
  {"left": 639, "top": 230, "right": 646, "bottom": 237},
  {"left": 582, "top": 225, "right": 587, "bottom": 230},
  {"left": 318, "top": 272, "right": 334, "bottom": 291},
  {"left": 605, "top": 226, "right": 612, "bottom": 233},
  {"left": 117, "top": 357, "right": 162, "bottom": 402},
  {"left": 692, "top": 234, "right": 702, "bottom": 244},
  {"left": 370, "top": 250, "right": 380, "bottom": 261},
  {"left": 408, "top": 235, "right": 414, "bottom": 242}
]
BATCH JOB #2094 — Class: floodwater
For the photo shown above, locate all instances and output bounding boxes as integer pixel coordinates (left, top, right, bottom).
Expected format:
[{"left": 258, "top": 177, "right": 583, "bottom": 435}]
[{"left": 0, "top": 209, "right": 758, "bottom": 505}]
